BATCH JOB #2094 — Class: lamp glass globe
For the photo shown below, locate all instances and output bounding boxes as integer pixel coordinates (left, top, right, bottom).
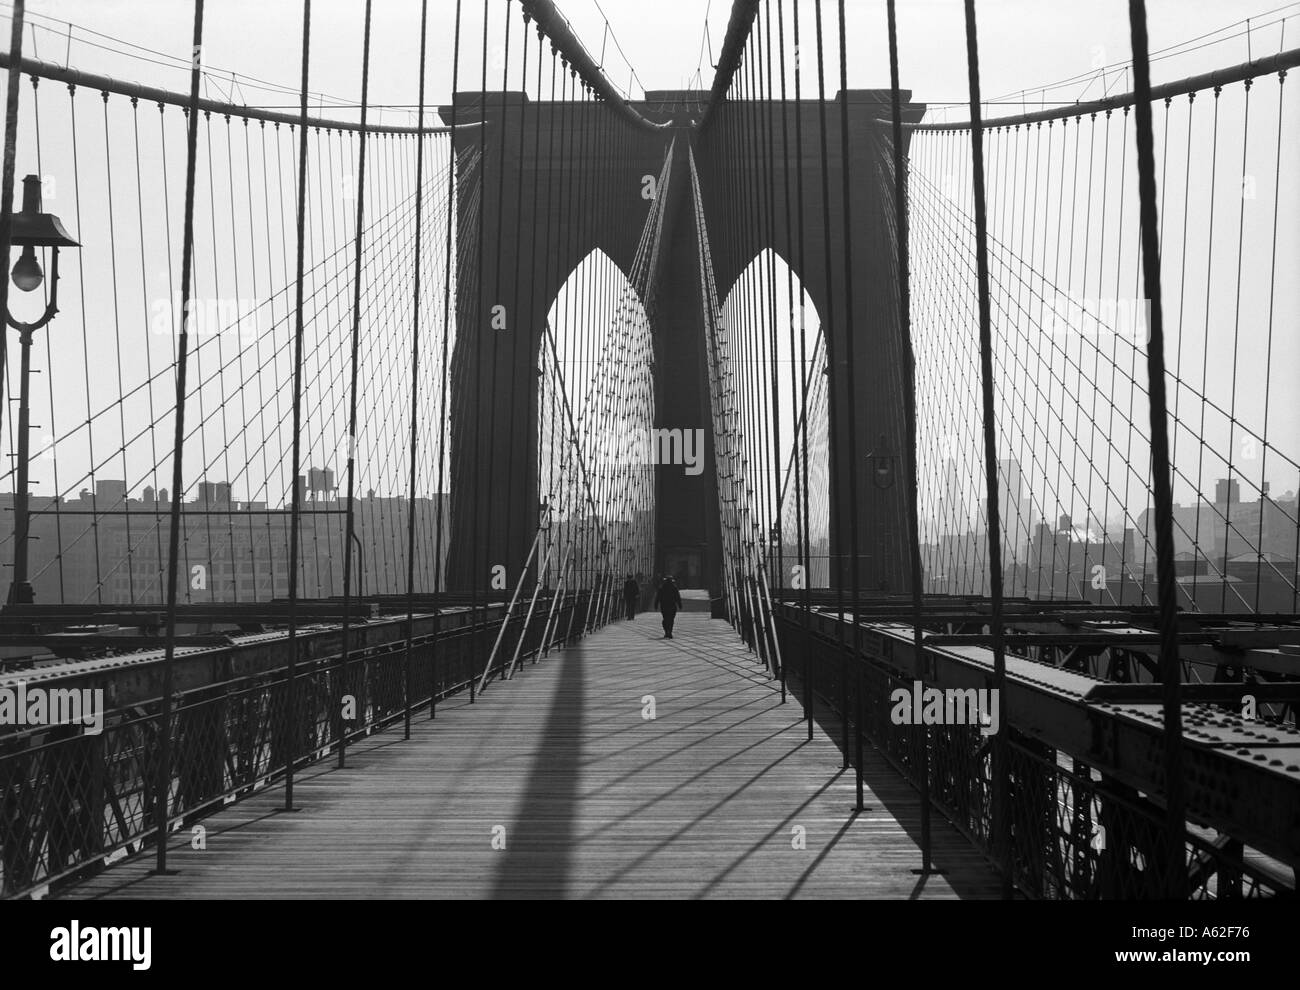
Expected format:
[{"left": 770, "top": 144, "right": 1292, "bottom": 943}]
[{"left": 11, "top": 246, "right": 43, "bottom": 293}]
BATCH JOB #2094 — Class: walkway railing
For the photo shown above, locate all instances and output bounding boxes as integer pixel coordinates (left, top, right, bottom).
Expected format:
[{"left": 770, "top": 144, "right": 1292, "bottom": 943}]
[
  {"left": 0, "top": 591, "right": 595, "bottom": 899},
  {"left": 774, "top": 602, "right": 1297, "bottom": 899}
]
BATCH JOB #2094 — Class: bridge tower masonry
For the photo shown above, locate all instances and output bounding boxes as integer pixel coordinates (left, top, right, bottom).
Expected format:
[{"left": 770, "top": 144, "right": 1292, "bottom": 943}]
[{"left": 439, "top": 87, "right": 924, "bottom": 601}]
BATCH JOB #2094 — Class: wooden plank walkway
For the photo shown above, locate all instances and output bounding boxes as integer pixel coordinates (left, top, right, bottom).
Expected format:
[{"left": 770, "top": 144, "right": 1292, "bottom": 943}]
[{"left": 61, "top": 614, "right": 1002, "bottom": 899}]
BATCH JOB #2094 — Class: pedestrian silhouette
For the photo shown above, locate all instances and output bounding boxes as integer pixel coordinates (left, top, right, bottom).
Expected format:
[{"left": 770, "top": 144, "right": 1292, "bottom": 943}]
[
  {"left": 623, "top": 575, "right": 639, "bottom": 621},
  {"left": 653, "top": 575, "right": 682, "bottom": 639}
]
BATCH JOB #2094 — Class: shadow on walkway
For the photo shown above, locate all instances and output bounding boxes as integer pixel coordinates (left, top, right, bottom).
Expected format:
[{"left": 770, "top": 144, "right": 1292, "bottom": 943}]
[{"left": 490, "top": 641, "right": 585, "bottom": 898}]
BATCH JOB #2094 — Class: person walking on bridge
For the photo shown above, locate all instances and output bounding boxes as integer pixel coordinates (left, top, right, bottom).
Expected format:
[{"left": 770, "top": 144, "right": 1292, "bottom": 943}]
[
  {"left": 623, "top": 575, "right": 640, "bottom": 621},
  {"left": 653, "top": 575, "right": 682, "bottom": 639}
]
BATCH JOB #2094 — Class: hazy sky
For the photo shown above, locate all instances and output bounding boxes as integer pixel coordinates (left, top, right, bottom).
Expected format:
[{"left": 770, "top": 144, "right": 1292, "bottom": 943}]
[{"left": 11, "top": 1, "right": 1294, "bottom": 123}]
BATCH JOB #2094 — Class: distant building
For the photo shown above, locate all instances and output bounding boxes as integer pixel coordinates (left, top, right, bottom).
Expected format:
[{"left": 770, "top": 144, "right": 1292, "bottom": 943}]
[
  {"left": 0, "top": 481, "right": 451, "bottom": 605},
  {"left": 1135, "top": 481, "right": 1299, "bottom": 610},
  {"left": 921, "top": 478, "right": 1298, "bottom": 610}
]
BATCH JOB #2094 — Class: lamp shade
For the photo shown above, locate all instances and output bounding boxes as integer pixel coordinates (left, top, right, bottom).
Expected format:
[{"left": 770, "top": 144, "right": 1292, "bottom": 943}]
[{"left": 8, "top": 175, "right": 79, "bottom": 248}]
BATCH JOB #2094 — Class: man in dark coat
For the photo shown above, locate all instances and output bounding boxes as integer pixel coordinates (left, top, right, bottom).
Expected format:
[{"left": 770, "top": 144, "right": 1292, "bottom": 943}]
[
  {"left": 653, "top": 576, "right": 682, "bottom": 639},
  {"left": 623, "top": 575, "right": 640, "bottom": 621}
]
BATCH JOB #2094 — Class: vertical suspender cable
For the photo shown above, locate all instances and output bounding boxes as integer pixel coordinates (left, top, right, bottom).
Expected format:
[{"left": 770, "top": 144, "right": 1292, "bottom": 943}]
[
  {"left": 960, "top": 0, "right": 1011, "bottom": 899},
  {"left": 469, "top": 0, "right": 490, "bottom": 693},
  {"left": 155, "top": 0, "right": 205, "bottom": 874},
  {"left": 337, "top": 0, "right": 374, "bottom": 770},
  {"left": 812, "top": 0, "right": 849, "bottom": 764},
  {"left": 284, "top": 0, "right": 313, "bottom": 812},
  {"left": 762, "top": 0, "right": 786, "bottom": 699},
  {"left": 1126, "top": 0, "right": 1187, "bottom": 900},
  {"left": 485, "top": 0, "right": 513, "bottom": 666},
  {"left": 433, "top": 0, "right": 464, "bottom": 714},
  {"left": 833, "top": 0, "right": 862, "bottom": 769},
  {"left": 791, "top": 0, "right": 815, "bottom": 743},
  {"left": 524, "top": 17, "right": 547, "bottom": 639},
  {"left": 1219, "top": 75, "right": 1252, "bottom": 612},
  {"left": 402, "top": 0, "right": 430, "bottom": 739},
  {"left": 540, "top": 41, "right": 562, "bottom": 638},
  {"left": 775, "top": 0, "right": 795, "bottom": 704},
  {"left": 1255, "top": 70, "right": 1287, "bottom": 610},
  {"left": 508, "top": 3, "right": 532, "bottom": 625},
  {"left": 885, "top": 0, "right": 934, "bottom": 875},
  {"left": 434, "top": 0, "right": 465, "bottom": 716}
]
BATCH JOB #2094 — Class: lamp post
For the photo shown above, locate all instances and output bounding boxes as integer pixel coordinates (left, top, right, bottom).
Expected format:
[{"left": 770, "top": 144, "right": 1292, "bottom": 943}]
[{"left": 5, "top": 174, "right": 79, "bottom": 605}]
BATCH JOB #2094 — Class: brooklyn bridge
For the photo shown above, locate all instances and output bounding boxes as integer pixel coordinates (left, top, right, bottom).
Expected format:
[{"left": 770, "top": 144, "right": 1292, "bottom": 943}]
[{"left": 0, "top": 0, "right": 1297, "bottom": 909}]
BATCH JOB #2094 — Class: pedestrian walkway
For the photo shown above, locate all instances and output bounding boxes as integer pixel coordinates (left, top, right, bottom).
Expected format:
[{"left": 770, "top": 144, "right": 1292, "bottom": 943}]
[{"left": 61, "top": 614, "right": 1001, "bottom": 899}]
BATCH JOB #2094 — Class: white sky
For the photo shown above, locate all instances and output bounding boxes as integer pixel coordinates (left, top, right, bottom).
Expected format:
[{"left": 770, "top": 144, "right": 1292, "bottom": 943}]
[{"left": 11, "top": 1, "right": 1294, "bottom": 121}]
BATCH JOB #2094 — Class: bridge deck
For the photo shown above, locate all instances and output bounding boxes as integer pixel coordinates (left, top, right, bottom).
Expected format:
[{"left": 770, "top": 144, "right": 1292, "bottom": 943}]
[{"left": 61, "top": 615, "right": 1001, "bottom": 899}]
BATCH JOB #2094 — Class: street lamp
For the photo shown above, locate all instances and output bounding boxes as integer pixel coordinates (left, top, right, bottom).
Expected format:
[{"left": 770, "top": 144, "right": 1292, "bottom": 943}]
[{"left": 5, "top": 174, "right": 79, "bottom": 605}]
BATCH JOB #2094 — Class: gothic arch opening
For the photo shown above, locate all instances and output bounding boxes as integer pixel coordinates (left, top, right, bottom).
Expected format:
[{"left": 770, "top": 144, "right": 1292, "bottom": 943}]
[
  {"left": 720, "top": 248, "right": 828, "bottom": 589},
  {"left": 538, "top": 249, "right": 655, "bottom": 590}
]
